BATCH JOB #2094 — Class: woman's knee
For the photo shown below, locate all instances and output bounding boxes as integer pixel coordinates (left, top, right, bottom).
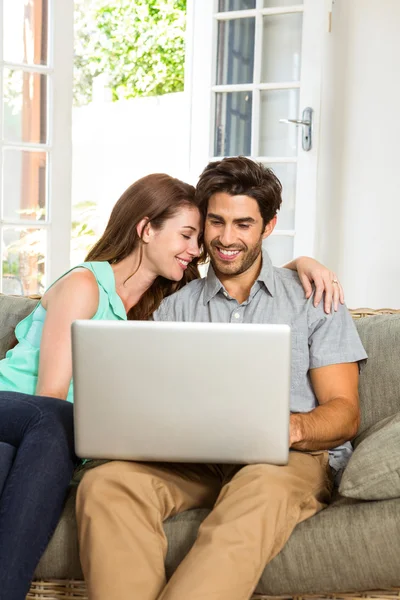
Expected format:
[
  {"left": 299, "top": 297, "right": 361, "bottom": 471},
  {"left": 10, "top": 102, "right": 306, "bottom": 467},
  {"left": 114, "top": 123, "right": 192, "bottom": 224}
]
[
  {"left": 0, "top": 391, "right": 73, "bottom": 431},
  {"left": 33, "top": 396, "right": 74, "bottom": 440}
]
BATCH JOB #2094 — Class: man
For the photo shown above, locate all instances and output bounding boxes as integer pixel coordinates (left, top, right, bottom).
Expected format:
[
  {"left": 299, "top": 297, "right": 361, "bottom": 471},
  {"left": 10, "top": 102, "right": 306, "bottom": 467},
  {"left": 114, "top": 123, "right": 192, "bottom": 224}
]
[{"left": 76, "top": 157, "right": 367, "bottom": 600}]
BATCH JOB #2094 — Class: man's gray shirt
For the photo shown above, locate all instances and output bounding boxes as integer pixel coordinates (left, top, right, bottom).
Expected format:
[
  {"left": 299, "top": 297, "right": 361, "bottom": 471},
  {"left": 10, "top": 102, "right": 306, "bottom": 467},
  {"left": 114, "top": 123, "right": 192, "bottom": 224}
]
[{"left": 153, "top": 250, "right": 368, "bottom": 473}]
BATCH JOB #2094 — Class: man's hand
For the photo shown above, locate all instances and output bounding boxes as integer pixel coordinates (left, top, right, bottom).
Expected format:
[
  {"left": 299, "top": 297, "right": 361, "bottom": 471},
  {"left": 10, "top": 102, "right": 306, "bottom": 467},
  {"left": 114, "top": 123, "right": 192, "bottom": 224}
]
[
  {"left": 289, "top": 413, "right": 304, "bottom": 447},
  {"left": 289, "top": 363, "right": 360, "bottom": 451}
]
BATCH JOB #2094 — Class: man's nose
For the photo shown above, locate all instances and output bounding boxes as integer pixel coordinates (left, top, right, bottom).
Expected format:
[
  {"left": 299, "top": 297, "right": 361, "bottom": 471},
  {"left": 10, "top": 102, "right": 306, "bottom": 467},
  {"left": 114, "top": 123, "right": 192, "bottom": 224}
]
[{"left": 219, "top": 226, "right": 235, "bottom": 247}]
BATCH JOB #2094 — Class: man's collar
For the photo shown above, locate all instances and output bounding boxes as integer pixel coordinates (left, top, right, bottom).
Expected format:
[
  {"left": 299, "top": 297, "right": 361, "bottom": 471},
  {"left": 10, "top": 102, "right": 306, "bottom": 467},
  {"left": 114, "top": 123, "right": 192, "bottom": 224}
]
[
  {"left": 203, "top": 249, "right": 275, "bottom": 304},
  {"left": 258, "top": 249, "right": 275, "bottom": 297},
  {"left": 203, "top": 263, "right": 223, "bottom": 304}
]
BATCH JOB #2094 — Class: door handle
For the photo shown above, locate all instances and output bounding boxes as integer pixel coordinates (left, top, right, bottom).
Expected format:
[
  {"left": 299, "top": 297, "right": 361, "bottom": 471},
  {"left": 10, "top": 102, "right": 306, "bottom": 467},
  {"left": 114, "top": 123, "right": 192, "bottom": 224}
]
[{"left": 279, "top": 107, "right": 313, "bottom": 152}]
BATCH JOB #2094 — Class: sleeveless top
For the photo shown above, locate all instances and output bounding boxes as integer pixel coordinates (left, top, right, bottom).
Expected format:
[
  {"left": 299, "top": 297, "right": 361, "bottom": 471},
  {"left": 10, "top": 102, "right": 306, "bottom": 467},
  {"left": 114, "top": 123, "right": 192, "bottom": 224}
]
[{"left": 0, "top": 262, "right": 127, "bottom": 403}]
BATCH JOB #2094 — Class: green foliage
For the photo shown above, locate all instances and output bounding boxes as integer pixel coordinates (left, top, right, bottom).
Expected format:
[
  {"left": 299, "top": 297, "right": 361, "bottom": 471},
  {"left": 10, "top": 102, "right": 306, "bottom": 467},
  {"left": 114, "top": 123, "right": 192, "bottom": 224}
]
[
  {"left": 70, "top": 200, "right": 103, "bottom": 264},
  {"left": 2, "top": 260, "right": 19, "bottom": 277},
  {"left": 74, "top": 0, "right": 187, "bottom": 106}
]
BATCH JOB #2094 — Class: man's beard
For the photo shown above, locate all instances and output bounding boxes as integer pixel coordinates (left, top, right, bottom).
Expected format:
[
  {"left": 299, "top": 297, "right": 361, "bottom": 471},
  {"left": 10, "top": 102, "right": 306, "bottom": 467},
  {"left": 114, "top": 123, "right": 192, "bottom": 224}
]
[{"left": 206, "top": 236, "right": 263, "bottom": 277}]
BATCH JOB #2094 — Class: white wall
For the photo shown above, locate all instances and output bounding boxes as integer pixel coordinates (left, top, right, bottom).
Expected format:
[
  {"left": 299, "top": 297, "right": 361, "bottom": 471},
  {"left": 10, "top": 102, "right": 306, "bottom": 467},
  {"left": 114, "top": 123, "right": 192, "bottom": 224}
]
[
  {"left": 72, "top": 91, "right": 190, "bottom": 230},
  {"left": 316, "top": 0, "right": 400, "bottom": 309}
]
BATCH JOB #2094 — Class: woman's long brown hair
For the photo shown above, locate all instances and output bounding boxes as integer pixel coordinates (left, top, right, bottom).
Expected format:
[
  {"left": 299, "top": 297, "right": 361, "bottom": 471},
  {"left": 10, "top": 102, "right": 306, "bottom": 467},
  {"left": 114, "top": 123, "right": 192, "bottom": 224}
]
[{"left": 85, "top": 173, "right": 202, "bottom": 320}]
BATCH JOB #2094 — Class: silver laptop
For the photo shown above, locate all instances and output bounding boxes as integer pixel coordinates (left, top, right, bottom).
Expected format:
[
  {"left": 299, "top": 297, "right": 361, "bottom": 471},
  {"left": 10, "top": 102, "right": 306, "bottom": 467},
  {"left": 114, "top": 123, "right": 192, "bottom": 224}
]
[{"left": 72, "top": 320, "right": 291, "bottom": 465}]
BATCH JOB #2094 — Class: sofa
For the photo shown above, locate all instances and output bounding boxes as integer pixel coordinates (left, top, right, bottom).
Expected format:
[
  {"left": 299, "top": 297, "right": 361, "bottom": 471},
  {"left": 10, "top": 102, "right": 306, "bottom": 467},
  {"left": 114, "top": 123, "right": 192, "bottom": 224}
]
[{"left": 0, "top": 294, "right": 399, "bottom": 600}]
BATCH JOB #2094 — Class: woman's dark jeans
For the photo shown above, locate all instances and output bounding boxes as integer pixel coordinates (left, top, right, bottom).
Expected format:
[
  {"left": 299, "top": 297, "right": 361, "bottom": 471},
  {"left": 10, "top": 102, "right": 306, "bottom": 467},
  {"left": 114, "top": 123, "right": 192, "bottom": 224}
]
[{"left": 0, "top": 391, "right": 77, "bottom": 600}]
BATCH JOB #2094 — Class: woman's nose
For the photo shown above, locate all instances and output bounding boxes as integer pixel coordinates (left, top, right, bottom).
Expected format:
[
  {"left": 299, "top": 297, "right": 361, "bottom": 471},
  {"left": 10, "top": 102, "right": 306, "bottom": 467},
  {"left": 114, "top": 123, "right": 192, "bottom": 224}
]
[{"left": 188, "top": 239, "right": 201, "bottom": 257}]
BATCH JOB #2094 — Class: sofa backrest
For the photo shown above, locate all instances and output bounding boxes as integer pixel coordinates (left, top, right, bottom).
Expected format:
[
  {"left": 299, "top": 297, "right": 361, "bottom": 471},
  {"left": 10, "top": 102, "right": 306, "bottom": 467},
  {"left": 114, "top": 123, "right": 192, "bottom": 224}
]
[
  {"left": 0, "top": 294, "right": 40, "bottom": 359},
  {"left": 354, "top": 314, "right": 400, "bottom": 442}
]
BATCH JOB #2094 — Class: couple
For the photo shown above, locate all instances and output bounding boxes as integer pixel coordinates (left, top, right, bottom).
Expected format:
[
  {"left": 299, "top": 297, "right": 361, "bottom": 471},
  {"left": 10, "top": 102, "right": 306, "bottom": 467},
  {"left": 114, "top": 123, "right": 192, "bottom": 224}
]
[{"left": 0, "top": 156, "right": 365, "bottom": 600}]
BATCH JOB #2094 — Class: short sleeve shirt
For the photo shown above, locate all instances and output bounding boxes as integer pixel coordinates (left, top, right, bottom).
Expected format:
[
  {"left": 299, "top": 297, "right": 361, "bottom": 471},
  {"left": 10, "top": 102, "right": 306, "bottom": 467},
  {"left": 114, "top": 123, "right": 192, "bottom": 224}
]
[{"left": 153, "top": 250, "right": 367, "bottom": 472}]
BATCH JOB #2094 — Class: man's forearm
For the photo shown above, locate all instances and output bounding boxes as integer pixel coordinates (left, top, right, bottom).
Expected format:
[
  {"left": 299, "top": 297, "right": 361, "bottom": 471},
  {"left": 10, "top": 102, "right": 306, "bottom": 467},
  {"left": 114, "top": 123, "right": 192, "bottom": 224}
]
[{"left": 290, "top": 397, "right": 360, "bottom": 451}]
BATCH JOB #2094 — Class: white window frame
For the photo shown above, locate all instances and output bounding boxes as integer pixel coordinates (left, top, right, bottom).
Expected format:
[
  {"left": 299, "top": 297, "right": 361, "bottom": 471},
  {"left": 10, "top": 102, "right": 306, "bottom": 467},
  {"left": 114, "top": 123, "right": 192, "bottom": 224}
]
[
  {"left": 186, "top": 0, "right": 326, "bottom": 258},
  {"left": 0, "top": 0, "right": 73, "bottom": 292}
]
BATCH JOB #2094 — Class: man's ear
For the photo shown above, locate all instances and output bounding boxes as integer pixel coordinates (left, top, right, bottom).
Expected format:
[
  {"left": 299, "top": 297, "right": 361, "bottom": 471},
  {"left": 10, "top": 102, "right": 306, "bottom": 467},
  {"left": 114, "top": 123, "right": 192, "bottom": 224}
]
[
  {"left": 136, "top": 218, "right": 151, "bottom": 242},
  {"left": 262, "top": 215, "right": 277, "bottom": 240}
]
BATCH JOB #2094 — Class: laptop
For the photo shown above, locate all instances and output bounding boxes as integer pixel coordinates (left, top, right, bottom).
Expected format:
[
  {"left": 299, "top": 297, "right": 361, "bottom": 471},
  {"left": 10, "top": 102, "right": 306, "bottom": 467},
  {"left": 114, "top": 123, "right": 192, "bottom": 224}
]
[{"left": 72, "top": 320, "right": 291, "bottom": 465}]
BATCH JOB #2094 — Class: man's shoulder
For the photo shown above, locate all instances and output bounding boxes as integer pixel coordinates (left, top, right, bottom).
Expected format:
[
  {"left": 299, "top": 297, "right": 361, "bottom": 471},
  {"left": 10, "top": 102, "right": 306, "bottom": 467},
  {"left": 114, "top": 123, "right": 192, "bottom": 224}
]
[
  {"left": 272, "top": 266, "right": 349, "bottom": 325},
  {"left": 273, "top": 266, "right": 307, "bottom": 300}
]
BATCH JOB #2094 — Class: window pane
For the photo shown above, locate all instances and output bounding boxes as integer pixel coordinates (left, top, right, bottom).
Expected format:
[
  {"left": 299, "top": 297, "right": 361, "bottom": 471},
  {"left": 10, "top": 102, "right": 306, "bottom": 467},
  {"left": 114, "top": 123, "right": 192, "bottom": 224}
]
[
  {"left": 3, "top": 150, "right": 48, "bottom": 221},
  {"left": 3, "top": 69, "right": 48, "bottom": 144},
  {"left": 219, "top": 0, "right": 256, "bottom": 11},
  {"left": 259, "top": 89, "right": 299, "bottom": 156},
  {"left": 3, "top": 0, "right": 49, "bottom": 65},
  {"left": 2, "top": 228, "right": 46, "bottom": 295},
  {"left": 264, "top": 163, "right": 296, "bottom": 229},
  {"left": 264, "top": 0, "right": 303, "bottom": 6},
  {"left": 262, "top": 13, "right": 302, "bottom": 83},
  {"left": 214, "top": 92, "right": 252, "bottom": 156},
  {"left": 263, "top": 235, "right": 293, "bottom": 266},
  {"left": 216, "top": 18, "right": 255, "bottom": 85}
]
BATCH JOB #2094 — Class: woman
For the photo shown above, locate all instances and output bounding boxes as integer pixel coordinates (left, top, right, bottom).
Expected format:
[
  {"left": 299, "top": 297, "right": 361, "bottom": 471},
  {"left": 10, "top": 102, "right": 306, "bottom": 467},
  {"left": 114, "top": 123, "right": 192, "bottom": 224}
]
[{"left": 0, "top": 173, "right": 342, "bottom": 600}]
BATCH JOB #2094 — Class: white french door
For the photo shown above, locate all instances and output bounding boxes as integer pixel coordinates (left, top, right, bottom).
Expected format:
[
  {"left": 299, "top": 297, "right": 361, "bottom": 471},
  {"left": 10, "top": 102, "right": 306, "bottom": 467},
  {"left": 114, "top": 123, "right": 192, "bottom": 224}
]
[
  {"left": 186, "top": 0, "right": 327, "bottom": 263},
  {"left": 0, "top": 0, "right": 73, "bottom": 295}
]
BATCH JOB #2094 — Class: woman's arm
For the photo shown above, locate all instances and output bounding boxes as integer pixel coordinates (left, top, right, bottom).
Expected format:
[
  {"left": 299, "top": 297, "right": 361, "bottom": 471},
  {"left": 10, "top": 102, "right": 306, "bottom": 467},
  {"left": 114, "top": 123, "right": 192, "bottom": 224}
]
[
  {"left": 283, "top": 256, "right": 344, "bottom": 314},
  {"left": 36, "top": 270, "right": 99, "bottom": 399}
]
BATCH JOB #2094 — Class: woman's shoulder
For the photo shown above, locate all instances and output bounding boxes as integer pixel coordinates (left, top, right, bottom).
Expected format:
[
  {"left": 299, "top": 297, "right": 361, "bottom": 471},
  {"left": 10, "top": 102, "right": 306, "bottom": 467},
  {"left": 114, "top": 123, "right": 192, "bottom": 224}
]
[{"left": 41, "top": 265, "right": 100, "bottom": 311}]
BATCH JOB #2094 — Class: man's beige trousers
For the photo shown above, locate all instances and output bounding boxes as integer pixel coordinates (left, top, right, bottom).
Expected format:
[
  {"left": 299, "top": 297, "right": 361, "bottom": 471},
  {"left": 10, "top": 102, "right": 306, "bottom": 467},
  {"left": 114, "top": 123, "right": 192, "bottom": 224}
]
[{"left": 76, "top": 451, "right": 333, "bottom": 600}]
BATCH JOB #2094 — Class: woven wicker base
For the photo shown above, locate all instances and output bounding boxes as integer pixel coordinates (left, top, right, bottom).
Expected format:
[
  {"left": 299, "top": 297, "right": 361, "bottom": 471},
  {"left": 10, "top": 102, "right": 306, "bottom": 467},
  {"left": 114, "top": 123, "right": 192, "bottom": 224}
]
[
  {"left": 27, "top": 581, "right": 400, "bottom": 600},
  {"left": 27, "top": 580, "right": 87, "bottom": 599}
]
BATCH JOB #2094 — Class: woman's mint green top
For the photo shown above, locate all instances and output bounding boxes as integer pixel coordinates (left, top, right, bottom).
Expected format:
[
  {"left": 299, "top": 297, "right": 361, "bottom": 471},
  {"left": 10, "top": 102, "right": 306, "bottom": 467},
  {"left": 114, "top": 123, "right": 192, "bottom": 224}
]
[{"left": 0, "top": 262, "right": 127, "bottom": 403}]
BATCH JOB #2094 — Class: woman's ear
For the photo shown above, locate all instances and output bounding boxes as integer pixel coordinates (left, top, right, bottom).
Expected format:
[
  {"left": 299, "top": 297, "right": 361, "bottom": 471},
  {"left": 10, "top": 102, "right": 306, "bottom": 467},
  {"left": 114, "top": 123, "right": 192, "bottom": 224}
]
[
  {"left": 136, "top": 218, "right": 151, "bottom": 242},
  {"left": 262, "top": 215, "right": 277, "bottom": 240}
]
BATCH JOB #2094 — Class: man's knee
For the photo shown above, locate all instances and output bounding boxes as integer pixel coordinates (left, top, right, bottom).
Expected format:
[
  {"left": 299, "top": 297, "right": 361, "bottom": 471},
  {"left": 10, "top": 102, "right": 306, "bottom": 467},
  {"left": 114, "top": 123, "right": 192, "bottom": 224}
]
[
  {"left": 231, "top": 463, "right": 300, "bottom": 504},
  {"left": 77, "top": 462, "right": 155, "bottom": 514}
]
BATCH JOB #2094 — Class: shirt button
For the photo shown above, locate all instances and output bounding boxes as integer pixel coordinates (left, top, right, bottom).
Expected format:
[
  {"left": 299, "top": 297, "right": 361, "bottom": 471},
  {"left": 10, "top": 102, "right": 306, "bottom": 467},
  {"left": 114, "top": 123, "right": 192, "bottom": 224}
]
[
  {"left": 223, "top": 291, "right": 228, "bottom": 297},
  {"left": 234, "top": 313, "right": 240, "bottom": 319}
]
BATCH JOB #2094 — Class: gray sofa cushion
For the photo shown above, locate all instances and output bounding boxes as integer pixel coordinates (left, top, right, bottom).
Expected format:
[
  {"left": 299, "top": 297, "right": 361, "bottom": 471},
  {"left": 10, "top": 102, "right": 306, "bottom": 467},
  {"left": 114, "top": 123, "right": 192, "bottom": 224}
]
[
  {"left": 354, "top": 314, "right": 400, "bottom": 438},
  {"left": 35, "top": 486, "right": 400, "bottom": 594},
  {"left": 339, "top": 411, "right": 400, "bottom": 500},
  {"left": 0, "top": 294, "right": 39, "bottom": 359}
]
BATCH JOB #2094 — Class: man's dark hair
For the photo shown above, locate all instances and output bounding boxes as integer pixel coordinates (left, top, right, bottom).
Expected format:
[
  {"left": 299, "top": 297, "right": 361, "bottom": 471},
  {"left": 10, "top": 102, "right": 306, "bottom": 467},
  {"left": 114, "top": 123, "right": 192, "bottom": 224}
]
[{"left": 195, "top": 156, "right": 282, "bottom": 227}]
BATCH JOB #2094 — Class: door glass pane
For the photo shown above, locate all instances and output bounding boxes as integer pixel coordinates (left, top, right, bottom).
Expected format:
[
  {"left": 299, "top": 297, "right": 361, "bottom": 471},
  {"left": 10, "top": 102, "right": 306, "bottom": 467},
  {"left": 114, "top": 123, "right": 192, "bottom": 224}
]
[
  {"left": 3, "top": 150, "right": 48, "bottom": 221},
  {"left": 3, "top": 0, "right": 49, "bottom": 65},
  {"left": 262, "top": 13, "right": 302, "bottom": 82},
  {"left": 214, "top": 92, "right": 252, "bottom": 156},
  {"left": 264, "top": 0, "right": 303, "bottom": 6},
  {"left": 264, "top": 163, "right": 296, "bottom": 229},
  {"left": 259, "top": 89, "right": 299, "bottom": 156},
  {"left": 263, "top": 235, "right": 293, "bottom": 266},
  {"left": 2, "top": 228, "right": 46, "bottom": 295},
  {"left": 219, "top": 0, "right": 256, "bottom": 11},
  {"left": 216, "top": 18, "right": 255, "bottom": 85},
  {"left": 3, "top": 69, "right": 48, "bottom": 144}
]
